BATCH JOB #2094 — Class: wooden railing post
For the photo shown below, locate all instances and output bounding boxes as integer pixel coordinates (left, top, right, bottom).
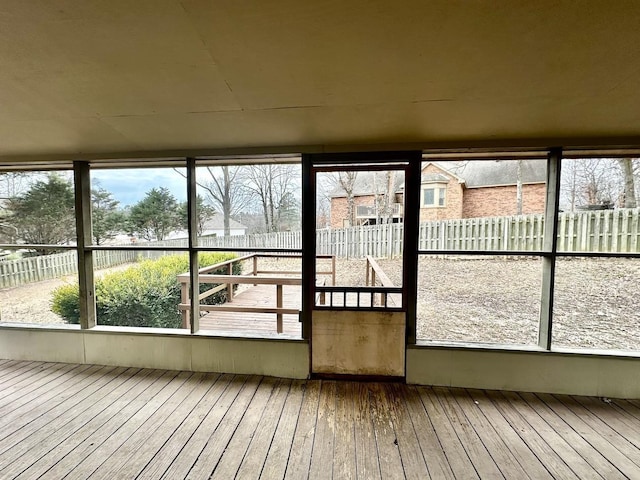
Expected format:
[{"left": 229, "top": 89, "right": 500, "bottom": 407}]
[
  {"left": 181, "top": 280, "right": 190, "bottom": 329},
  {"left": 276, "top": 284, "right": 283, "bottom": 333},
  {"left": 252, "top": 255, "right": 258, "bottom": 286},
  {"left": 365, "top": 257, "right": 370, "bottom": 286},
  {"left": 331, "top": 255, "right": 336, "bottom": 285},
  {"left": 227, "top": 262, "right": 233, "bottom": 302}
]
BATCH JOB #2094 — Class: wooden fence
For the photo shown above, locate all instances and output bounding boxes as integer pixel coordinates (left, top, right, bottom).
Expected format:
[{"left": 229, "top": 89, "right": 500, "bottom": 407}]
[{"left": 1, "top": 208, "right": 639, "bottom": 288}]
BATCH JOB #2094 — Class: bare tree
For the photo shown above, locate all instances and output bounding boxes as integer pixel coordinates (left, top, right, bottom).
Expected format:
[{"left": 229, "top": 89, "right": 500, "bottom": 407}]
[
  {"left": 242, "top": 164, "right": 300, "bottom": 233},
  {"left": 201, "top": 166, "right": 249, "bottom": 236},
  {"left": 337, "top": 171, "right": 358, "bottom": 227},
  {"left": 618, "top": 158, "right": 637, "bottom": 208},
  {"left": 560, "top": 159, "right": 620, "bottom": 210},
  {"left": 0, "top": 172, "right": 35, "bottom": 199},
  {"left": 516, "top": 160, "right": 523, "bottom": 215},
  {"left": 174, "top": 166, "right": 247, "bottom": 236}
]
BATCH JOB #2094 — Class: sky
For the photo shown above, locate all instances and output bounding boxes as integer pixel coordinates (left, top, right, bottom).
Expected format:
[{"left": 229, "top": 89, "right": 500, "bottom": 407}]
[{"left": 92, "top": 168, "right": 188, "bottom": 207}]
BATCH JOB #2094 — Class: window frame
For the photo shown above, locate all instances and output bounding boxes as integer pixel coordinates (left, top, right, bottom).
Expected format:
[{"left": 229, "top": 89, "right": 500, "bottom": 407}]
[{"left": 420, "top": 182, "right": 447, "bottom": 208}]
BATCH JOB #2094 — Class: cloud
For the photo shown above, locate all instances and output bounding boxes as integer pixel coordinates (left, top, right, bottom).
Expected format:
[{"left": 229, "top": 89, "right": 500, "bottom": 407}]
[{"left": 92, "top": 168, "right": 187, "bottom": 206}]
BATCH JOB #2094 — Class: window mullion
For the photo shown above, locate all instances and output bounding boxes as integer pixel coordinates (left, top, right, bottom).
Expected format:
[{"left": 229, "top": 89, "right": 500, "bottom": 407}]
[
  {"left": 73, "top": 161, "right": 96, "bottom": 329},
  {"left": 187, "top": 158, "right": 200, "bottom": 334},
  {"left": 538, "top": 148, "right": 562, "bottom": 349}
]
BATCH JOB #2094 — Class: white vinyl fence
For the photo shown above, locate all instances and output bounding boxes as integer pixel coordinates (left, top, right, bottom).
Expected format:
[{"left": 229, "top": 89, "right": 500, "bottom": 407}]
[{"left": 1, "top": 208, "right": 638, "bottom": 288}]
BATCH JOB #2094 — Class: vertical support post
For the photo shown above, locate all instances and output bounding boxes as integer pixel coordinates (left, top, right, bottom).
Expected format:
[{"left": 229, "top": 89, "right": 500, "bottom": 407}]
[
  {"left": 187, "top": 157, "right": 200, "bottom": 333},
  {"left": 74, "top": 161, "right": 96, "bottom": 329},
  {"left": 180, "top": 279, "right": 190, "bottom": 329},
  {"left": 331, "top": 255, "right": 336, "bottom": 285},
  {"left": 539, "top": 148, "right": 562, "bottom": 350},
  {"left": 301, "top": 154, "right": 316, "bottom": 340},
  {"left": 252, "top": 255, "right": 258, "bottom": 286},
  {"left": 403, "top": 152, "right": 423, "bottom": 345},
  {"left": 365, "top": 257, "right": 370, "bottom": 286},
  {"left": 227, "top": 263, "right": 233, "bottom": 302},
  {"left": 276, "top": 284, "right": 283, "bottom": 333}
]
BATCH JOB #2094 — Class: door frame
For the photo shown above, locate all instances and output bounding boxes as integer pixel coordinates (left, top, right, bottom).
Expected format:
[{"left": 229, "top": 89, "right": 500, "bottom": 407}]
[{"left": 301, "top": 151, "right": 422, "bottom": 379}]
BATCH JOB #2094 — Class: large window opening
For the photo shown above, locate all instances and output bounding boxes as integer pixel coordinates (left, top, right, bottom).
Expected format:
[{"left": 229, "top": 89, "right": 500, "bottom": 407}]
[
  {"left": 0, "top": 169, "right": 78, "bottom": 326},
  {"left": 415, "top": 157, "right": 548, "bottom": 346},
  {"left": 0, "top": 149, "right": 638, "bottom": 356}
]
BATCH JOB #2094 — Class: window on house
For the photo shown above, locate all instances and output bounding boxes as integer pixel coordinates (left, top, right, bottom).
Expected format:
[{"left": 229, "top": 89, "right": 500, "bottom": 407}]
[{"left": 421, "top": 184, "right": 446, "bottom": 207}]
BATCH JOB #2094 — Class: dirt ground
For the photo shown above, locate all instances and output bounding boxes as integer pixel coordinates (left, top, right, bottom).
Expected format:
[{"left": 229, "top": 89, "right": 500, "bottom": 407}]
[{"left": 1, "top": 256, "right": 638, "bottom": 351}]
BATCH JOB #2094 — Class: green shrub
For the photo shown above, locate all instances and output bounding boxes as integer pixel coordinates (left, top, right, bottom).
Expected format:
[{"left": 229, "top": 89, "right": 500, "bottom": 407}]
[{"left": 51, "top": 252, "right": 241, "bottom": 328}]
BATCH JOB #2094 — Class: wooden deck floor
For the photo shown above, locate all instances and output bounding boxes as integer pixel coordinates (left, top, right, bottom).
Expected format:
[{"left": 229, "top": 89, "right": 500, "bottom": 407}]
[
  {"left": 1, "top": 360, "right": 639, "bottom": 479},
  {"left": 199, "top": 284, "right": 302, "bottom": 338}
]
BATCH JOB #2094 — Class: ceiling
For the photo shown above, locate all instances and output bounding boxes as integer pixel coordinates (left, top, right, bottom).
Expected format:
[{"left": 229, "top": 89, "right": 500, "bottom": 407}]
[{"left": 2, "top": 1, "right": 640, "bottom": 162}]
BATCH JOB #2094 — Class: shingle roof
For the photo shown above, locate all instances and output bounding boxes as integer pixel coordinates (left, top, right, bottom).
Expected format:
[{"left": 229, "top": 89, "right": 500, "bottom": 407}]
[{"left": 431, "top": 160, "right": 546, "bottom": 187}]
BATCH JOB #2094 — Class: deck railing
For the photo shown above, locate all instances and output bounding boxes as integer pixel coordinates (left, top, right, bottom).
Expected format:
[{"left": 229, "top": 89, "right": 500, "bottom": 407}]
[
  {"left": 315, "top": 255, "right": 402, "bottom": 310},
  {"left": 177, "top": 253, "right": 335, "bottom": 333}
]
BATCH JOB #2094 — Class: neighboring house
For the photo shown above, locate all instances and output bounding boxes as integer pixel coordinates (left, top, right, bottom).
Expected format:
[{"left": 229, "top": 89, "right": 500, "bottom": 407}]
[
  {"left": 421, "top": 160, "right": 547, "bottom": 221},
  {"left": 167, "top": 213, "right": 248, "bottom": 240},
  {"left": 329, "top": 173, "right": 404, "bottom": 228},
  {"left": 329, "top": 160, "right": 546, "bottom": 227}
]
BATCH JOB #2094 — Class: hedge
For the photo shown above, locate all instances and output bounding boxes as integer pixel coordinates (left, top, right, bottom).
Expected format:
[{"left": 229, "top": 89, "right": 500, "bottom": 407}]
[{"left": 51, "top": 252, "right": 241, "bottom": 328}]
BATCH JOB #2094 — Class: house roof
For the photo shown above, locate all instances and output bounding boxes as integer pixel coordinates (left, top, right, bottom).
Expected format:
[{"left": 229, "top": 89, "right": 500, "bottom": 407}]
[
  {"left": 202, "top": 214, "right": 247, "bottom": 231},
  {"left": 430, "top": 160, "right": 546, "bottom": 188},
  {"left": 1, "top": 3, "right": 640, "bottom": 162}
]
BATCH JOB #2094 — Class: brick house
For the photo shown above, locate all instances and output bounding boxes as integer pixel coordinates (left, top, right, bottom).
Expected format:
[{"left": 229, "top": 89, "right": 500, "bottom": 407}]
[
  {"left": 420, "top": 160, "right": 547, "bottom": 221},
  {"left": 329, "top": 160, "right": 546, "bottom": 227}
]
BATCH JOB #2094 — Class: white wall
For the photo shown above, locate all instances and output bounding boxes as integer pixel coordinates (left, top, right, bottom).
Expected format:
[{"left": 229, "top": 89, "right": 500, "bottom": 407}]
[
  {"left": 407, "top": 346, "right": 640, "bottom": 398},
  {"left": 2, "top": 325, "right": 640, "bottom": 398},
  {"left": 0, "top": 326, "right": 309, "bottom": 379}
]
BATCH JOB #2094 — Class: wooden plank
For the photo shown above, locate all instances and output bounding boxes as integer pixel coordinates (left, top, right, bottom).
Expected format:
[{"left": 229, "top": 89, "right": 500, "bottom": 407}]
[
  {"left": 499, "top": 390, "right": 616, "bottom": 479},
  {"left": 2, "top": 363, "right": 640, "bottom": 479},
  {"left": 572, "top": 396, "right": 640, "bottom": 441},
  {"left": 308, "top": 380, "right": 337, "bottom": 479},
  {"left": 0, "top": 362, "right": 81, "bottom": 407},
  {"left": 0, "top": 367, "right": 139, "bottom": 475},
  {"left": 562, "top": 395, "right": 640, "bottom": 451},
  {"left": 0, "top": 365, "right": 121, "bottom": 446},
  {"left": 259, "top": 379, "right": 305, "bottom": 480},
  {"left": 112, "top": 373, "right": 225, "bottom": 479},
  {"left": 401, "top": 386, "right": 454, "bottom": 479},
  {"left": 137, "top": 374, "right": 234, "bottom": 479},
  {"left": 332, "top": 382, "right": 357, "bottom": 480},
  {"left": 0, "top": 360, "right": 42, "bottom": 384},
  {"left": 182, "top": 376, "right": 262, "bottom": 479},
  {"left": 234, "top": 378, "right": 292, "bottom": 479},
  {"left": 284, "top": 380, "right": 321, "bottom": 480},
  {"left": 468, "top": 389, "right": 564, "bottom": 479},
  {"left": 159, "top": 375, "right": 250, "bottom": 479},
  {"left": 210, "top": 377, "right": 279, "bottom": 479},
  {"left": 535, "top": 392, "right": 640, "bottom": 477},
  {"left": 386, "top": 383, "right": 430, "bottom": 480},
  {"left": 63, "top": 371, "right": 194, "bottom": 479},
  {"left": 86, "top": 372, "right": 212, "bottom": 479},
  {"left": 199, "top": 274, "right": 302, "bottom": 285},
  {"left": 369, "top": 383, "right": 404, "bottom": 479},
  {"left": 11, "top": 369, "right": 170, "bottom": 480},
  {"left": 416, "top": 387, "right": 479, "bottom": 479},
  {"left": 0, "top": 364, "right": 104, "bottom": 428},
  {"left": 430, "top": 387, "right": 502, "bottom": 478},
  {"left": 35, "top": 369, "right": 180, "bottom": 480},
  {"left": 193, "top": 305, "right": 299, "bottom": 315},
  {"left": 452, "top": 388, "right": 542, "bottom": 479}
]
